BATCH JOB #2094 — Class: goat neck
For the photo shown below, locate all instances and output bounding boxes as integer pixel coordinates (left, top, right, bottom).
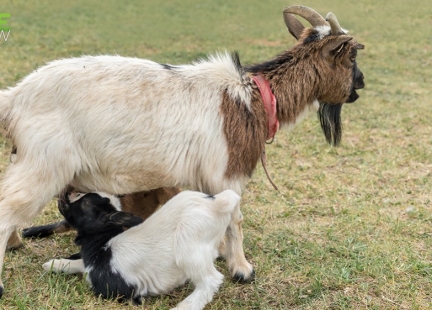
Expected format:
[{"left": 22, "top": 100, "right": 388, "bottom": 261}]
[{"left": 246, "top": 51, "right": 317, "bottom": 128}]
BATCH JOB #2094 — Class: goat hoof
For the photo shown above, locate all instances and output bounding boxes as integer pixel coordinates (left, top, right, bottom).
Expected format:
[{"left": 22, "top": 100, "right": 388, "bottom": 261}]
[
  {"left": 6, "top": 243, "right": 24, "bottom": 252},
  {"left": 233, "top": 269, "right": 255, "bottom": 283},
  {"left": 132, "top": 295, "right": 142, "bottom": 305},
  {"left": 0, "top": 285, "right": 4, "bottom": 299},
  {"left": 7, "top": 230, "right": 24, "bottom": 250},
  {"left": 21, "top": 227, "right": 38, "bottom": 238}
]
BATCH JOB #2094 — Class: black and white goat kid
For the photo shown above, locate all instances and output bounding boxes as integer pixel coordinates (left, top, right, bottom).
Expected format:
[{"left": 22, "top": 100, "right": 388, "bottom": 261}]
[{"left": 45, "top": 190, "right": 240, "bottom": 309}]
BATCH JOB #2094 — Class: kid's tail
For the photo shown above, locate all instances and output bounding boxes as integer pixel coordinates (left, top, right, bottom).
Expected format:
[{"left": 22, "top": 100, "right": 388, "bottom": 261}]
[{"left": 213, "top": 189, "right": 240, "bottom": 214}]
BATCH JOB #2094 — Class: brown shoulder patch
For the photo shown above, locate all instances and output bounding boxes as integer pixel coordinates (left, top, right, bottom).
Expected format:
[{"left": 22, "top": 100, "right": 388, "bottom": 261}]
[{"left": 220, "top": 88, "right": 267, "bottom": 179}]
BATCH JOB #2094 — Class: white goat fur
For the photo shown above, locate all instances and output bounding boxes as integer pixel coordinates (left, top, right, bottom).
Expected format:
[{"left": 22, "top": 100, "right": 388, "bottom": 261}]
[
  {"left": 1, "top": 54, "right": 249, "bottom": 195},
  {"left": 45, "top": 190, "right": 241, "bottom": 310},
  {"left": 0, "top": 53, "right": 281, "bottom": 291}
]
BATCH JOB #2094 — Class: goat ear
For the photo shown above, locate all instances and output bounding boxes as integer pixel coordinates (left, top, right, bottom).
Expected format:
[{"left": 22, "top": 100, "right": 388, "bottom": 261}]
[
  {"left": 322, "top": 36, "right": 353, "bottom": 64},
  {"left": 283, "top": 13, "right": 304, "bottom": 40},
  {"left": 106, "top": 212, "right": 143, "bottom": 228},
  {"left": 356, "top": 43, "right": 365, "bottom": 50}
]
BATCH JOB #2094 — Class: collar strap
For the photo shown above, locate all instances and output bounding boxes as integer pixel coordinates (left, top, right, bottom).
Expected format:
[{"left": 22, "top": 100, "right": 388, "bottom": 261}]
[{"left": 251, "top": 75, "right": 279, "bottom": 141}]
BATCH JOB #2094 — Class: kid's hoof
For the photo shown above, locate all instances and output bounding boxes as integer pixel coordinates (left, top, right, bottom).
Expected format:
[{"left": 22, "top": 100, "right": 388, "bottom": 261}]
[
  {"left": 0, "top": 285, "right": 4, "bottom": 299},
  {"left": 233, "top": 269, "right": 255, "bottom": 283},
  {"left": 132, "top": 296, "right": 142, "bottom": 305},
  {"left": 22, "top": 227, "right": 47, "bottom": 239}
]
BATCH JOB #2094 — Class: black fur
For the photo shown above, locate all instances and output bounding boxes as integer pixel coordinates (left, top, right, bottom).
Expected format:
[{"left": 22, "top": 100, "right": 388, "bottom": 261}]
[
  {"left": 81, "top": 238, "right": 136, "bottom": 302},
  {"left": 22, "top": 220, "right": 71, "bottom": 238},
  {"left": 318, "top": 102, "right": 342, "bottom": 146},
  {"left": 58, "top": 193, "right": 144, "bottom": 302},
  {"left": 161, "top": 63, "right": 174, "bottom": 70},
  {"left": 231, "top": 51, "right": 242, "bottom": 74},
  {"left": 347, "top": 61, "right": 364, "bottom": 103},
  {"left": 233, "top": 269, "right": 255, "bottom": 283},
  {"left": 66, "top": 252, "right": 82, "bottom": 260},
  {"left": 245, "top": 52, "right": 293, "bottom": 75}
]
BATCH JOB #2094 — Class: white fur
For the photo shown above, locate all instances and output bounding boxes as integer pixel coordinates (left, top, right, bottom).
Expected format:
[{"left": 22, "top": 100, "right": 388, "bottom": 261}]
[
  {"left": 45, "top": 190, "right": 241, "bottom": 310},
  {"left": 43, "top": 258, "right": 85, "bottom": 274},
  {"left": 282, "top": 99, "right": 320, "bottom": 131},
  {"left": 314, "top": 25, "right": 348, "bottom": 39},
  {"left": 68, "top": 192, "right": 121, "bottom": 211},
  {"left": 94, "top": 192, "right": 122, "bottom": 211},
  {"left": 314, "top": 25, "right": 331, "bottom": 39},
  {"left": 0, "top": 53, "right": 255, "bottom": 291},
  {"left": 4, "top": 54, "right": 243, "bottom": 195}
]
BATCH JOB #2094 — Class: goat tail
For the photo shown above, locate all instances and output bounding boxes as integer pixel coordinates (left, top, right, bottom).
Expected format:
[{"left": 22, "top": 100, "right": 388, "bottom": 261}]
[{"left": 212, "top": 190, "right": 241, "bottom": 214}]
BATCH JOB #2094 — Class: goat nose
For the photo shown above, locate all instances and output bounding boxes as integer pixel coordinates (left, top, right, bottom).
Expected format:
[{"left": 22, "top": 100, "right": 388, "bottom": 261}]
[
  {"left": 355, "top": 73, "right": 365, "bottom": 89},
  {"left": 355, "top": 81, "right": 364, "bottom": 90}
]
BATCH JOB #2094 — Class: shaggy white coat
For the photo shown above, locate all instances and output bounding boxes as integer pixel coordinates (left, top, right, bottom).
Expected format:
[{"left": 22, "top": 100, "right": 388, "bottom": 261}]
[{"left": 0, "top": 53, "right": 260, "bottom": 291}]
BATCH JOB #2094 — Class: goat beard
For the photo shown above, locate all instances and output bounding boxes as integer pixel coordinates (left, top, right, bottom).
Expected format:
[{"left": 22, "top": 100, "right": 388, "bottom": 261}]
[{"left": 318, "top": 102, "right": 342, "bottom": 146}]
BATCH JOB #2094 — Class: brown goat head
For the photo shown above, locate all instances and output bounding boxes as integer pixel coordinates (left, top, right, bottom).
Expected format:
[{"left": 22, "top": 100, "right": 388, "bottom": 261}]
[{"left": 282, "top": 6, "right": 365, "bottom": 145}]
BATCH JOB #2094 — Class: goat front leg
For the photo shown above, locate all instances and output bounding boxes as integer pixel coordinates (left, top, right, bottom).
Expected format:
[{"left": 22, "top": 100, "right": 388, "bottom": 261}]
[
  {"left": 43, "top": 258, "right": 85, "bottom": 274},
  {"left": 222, "top": 204, "right": 255, "bottom": 283}
]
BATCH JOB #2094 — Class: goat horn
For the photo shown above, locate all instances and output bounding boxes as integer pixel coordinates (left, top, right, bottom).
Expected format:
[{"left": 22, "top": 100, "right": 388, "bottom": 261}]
[
  {"left": 326, "top": 12, "right": 344, "bottom": 35},
  {"left": 283, "top": 6, "right": 327, "bottom": 28},
  {"left": 283, "top": 13, "right": 305, "bottom": 40}
]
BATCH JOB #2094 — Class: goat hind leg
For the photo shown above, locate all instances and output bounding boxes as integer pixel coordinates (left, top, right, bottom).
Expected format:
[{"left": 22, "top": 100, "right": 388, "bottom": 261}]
[{"left": 172, "top": 267, "right": 223, "bottom": 310}]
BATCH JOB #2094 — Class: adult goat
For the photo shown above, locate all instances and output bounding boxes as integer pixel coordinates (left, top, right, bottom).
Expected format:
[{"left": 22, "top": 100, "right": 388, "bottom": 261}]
[{"left": 0, "top": 5, "right": 364, "bottom": 297}]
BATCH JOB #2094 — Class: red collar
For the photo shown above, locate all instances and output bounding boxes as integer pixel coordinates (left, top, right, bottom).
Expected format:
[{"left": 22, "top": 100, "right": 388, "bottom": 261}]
[{"left": 251, "top": 75, "right": 279, "bottom": 141}]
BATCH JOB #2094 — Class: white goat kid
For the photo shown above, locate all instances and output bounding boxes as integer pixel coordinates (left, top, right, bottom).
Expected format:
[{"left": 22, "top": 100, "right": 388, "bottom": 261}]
[{"left": 45, "top": 190, "right": 240, "bottom": 309}]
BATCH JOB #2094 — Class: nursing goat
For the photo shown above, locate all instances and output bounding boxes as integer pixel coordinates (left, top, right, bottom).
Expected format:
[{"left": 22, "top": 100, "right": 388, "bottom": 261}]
[
  {"left": 21, "top": 187, "right": 179, "bottom": 239},
  {"left": 44, "top": 190, "right": 240, "bottom": 309},
  {"left": 0, "top": 5, "right": 364, "bottom": 297}
]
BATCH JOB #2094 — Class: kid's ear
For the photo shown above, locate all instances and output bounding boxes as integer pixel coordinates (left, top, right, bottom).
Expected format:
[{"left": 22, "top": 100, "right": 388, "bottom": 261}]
[{"left": 106, "top": 212, "right": 143, "bottom": 228}]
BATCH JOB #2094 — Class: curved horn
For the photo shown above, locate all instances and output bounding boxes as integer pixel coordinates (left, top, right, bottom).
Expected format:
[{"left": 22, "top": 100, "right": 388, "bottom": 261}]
[
  {"left": 326, "top": 12, "right": 344, "bottom": 35},
  {"left": 283, "top": 6, "right": 327, "bottom": 28},
  {"left": 283, "top": 12, "right": 304, "bottom": 40}
]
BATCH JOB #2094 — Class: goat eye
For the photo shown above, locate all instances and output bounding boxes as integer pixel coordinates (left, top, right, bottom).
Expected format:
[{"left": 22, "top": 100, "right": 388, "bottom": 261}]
[{"left": 350, "top": 56, "right": 356, "bottom": 62}]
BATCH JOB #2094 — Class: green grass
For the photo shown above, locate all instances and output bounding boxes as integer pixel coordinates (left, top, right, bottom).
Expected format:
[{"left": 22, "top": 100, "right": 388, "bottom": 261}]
[{"left": 1, "top": 0, "right": 432, "bottom": 309}]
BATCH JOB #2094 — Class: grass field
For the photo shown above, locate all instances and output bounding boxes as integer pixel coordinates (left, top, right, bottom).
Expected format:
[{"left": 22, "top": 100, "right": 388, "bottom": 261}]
[{"left": 0, "top": 0, "right": 431, "bottom": 309}]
